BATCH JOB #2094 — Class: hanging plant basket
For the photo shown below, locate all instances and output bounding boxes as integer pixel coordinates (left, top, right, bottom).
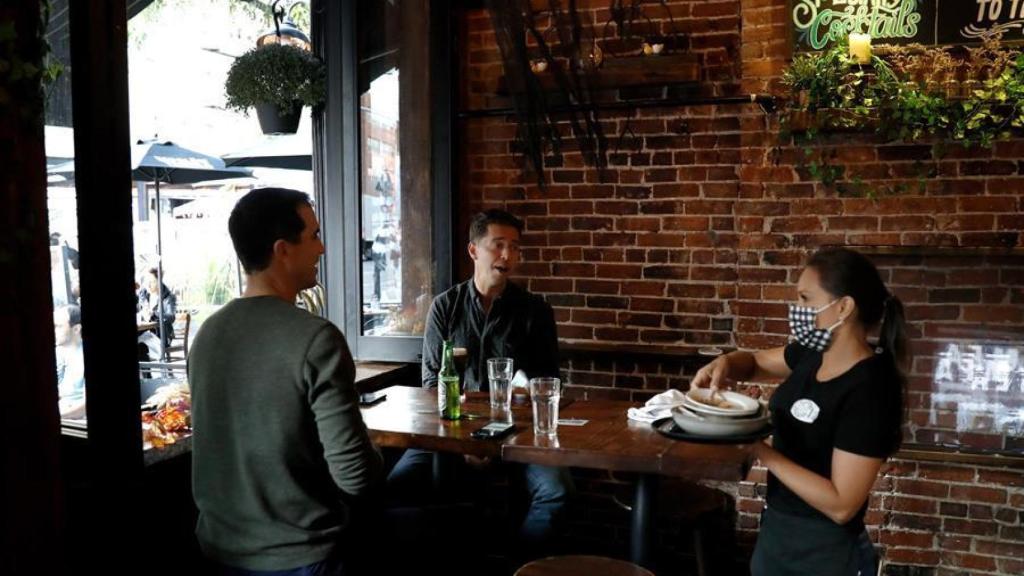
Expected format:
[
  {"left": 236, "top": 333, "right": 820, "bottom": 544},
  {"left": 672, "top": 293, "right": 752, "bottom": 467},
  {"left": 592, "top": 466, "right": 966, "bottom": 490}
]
[
  {"left": 255, "top": 101, "right": 303, "bottom": 134},
  {"left": 224, "top": 44, "right": 325, "bottom": 134}
]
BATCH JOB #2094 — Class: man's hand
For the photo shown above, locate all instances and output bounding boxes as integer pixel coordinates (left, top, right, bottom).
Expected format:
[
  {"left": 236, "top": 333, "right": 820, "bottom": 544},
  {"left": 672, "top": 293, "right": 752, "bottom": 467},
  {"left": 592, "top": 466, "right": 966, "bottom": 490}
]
[{"left": 464, "top": 455, "right": 492, "bottom": 470}]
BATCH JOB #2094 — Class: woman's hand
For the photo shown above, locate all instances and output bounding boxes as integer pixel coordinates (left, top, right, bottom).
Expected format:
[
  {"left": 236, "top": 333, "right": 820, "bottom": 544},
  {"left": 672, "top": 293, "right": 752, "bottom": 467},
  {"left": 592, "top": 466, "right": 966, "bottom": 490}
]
[{"left": 691, "top": 355, "right": 730, "bottom": 394}]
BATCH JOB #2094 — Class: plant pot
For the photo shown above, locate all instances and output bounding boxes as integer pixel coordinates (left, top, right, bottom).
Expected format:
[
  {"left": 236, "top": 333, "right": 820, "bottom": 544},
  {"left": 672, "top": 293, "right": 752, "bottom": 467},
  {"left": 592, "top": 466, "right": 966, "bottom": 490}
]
[{"left": 255, "top": 101, "right": 303, "bottom": 134}]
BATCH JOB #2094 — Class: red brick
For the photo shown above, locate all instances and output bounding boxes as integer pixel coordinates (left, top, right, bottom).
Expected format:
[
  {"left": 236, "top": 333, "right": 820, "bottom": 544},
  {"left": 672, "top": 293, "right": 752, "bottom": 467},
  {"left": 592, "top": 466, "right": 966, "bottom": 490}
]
[
  {"left": 529, "top": 278, "right": 573, "bottom": 293},
  {"left": 770, "top": 216, "right": 823, "bottom": 234},
  {"left": 571, "top": 309, "right": 616, "bottom": 324},
  {"left": 551, "top": 263, "right": 594, "bottom": 277},
  {"left": 662, "top": 216, "right": 710, "bottom": 231},
  {"left": 885, "top": 548, "right": 940, "bottom": 566},
  {"left": 890, "top": 496, "right": 937, "bottom": 514},
  {"left": 575, "top": 280, "right": 621, "bottom": 295},
  {"left": 617, "top": 312, "right": 663, "bottom": 328},
  {"left": 950, "top": 485, "right": 1009, "bottom": 505},
  {"left": 827, "top": 216, "right": 879, "bottom": 231},
  {"left": 999, "top": 557, "right": 1024, "bottom": 574},
  {"left": 896, "top": 479, "right": 950, "bottom": 498},
  {"left": 881, "top": 215, "right": 935, "bottom": 231},
  {"left": 943, "top": 518, "right": 1000, "bottom": 536},
  {"left": 593, "top": 201, "right": 638, "bottom": 216},
  {"left": 878, "top": 530, "right": 935, "bottom": 548},
  {"left": 735, "top": 201, "right": 790, "bottom": 216},
  {"left": 548, "top": 200, "right": 593, "bottom": 215},
  {"left": 690, "top": 266, "right": 738, "bottom": 282},
  {"left": 941, "top": 551, "right": 999, "bottom": 571},
  {"left": 593, "top": 327, "right": 638, "bottom": 342},
  {"left": 876, "top": 197, "right": 948, "bottom": 214},
  {"left": 557, "top": 325, "right": 594, "bottom": 340},
  {"left": 978, "top": 469, "right": 1024, "bottom": 487},
  {"left": 959, "top": 196, "right": 1019, "bottom": 212},
  {"left": 617, "top": 217, "right": 661, "bottom": 232},
  {"left": 666, "top": 283, "right": 717, "bottom": 299},
  {"left": 937, "top": 534, "right": 972, "bottom": 551},
  {"left": 790, "top": 199, "right": 843, "bottom": 216},
  {"left": 918, "top": 463, "right": 976, "bottom": 482},
  {"left": 594, "top": 264, "right": 643, "bottom": 280},
  {"left": 620, "top": 282, "right": 665, "bottom": 297}
]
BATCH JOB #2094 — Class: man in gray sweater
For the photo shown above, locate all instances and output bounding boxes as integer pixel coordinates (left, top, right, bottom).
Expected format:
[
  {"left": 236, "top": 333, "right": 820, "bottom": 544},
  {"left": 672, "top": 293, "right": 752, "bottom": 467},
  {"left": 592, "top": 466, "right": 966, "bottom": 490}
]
[{"left": 189, "top": 188, "right": 383, "bottom": 575}]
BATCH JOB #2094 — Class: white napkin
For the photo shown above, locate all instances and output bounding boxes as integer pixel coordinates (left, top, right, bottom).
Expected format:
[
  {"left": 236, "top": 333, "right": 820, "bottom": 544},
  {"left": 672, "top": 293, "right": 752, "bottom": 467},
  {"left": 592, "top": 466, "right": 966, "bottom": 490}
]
[
  {"left": 511, "top": 369, "right": 529, "bottom": 389},
  {"left": 627, "top": 389, "right": 688, "bottom": 423}
]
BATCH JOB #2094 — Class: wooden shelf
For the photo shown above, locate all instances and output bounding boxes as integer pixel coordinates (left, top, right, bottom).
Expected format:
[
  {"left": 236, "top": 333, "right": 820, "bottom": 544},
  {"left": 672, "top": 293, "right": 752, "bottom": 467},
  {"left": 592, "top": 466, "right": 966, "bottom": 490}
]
[
  {"left": 847, "top": 245, "right": 1024, "bottom": 258},
  {"left": 783, "top": 108, "right": 880, "bottom": 133},
  {"left": 560, "top": 340, "right": 731, "bottom": 361},
  {"left": 497, "top": 53, "right": 700, "bottom": 95}
]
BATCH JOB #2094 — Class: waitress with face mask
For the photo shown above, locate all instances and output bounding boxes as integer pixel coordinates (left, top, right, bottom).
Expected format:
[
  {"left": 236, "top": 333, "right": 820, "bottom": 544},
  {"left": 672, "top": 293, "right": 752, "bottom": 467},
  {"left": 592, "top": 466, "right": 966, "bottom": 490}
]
[{"left": 692, "top": 247, "right": 907, "bottom": 576}]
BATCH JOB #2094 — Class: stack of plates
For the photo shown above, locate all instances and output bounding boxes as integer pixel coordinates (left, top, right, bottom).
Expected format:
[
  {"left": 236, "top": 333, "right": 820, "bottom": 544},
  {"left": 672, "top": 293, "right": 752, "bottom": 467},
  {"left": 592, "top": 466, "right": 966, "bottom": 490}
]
[{"left": 669, "top": 389, "right": 771, "bottom": 437}]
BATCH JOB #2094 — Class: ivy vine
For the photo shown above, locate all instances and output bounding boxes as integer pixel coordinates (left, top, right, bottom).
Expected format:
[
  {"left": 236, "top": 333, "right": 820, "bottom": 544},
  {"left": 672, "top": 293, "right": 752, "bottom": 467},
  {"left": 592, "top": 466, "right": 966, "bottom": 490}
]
[{"left": 778, "top": 35, "right": 1024, "bottom": 198}]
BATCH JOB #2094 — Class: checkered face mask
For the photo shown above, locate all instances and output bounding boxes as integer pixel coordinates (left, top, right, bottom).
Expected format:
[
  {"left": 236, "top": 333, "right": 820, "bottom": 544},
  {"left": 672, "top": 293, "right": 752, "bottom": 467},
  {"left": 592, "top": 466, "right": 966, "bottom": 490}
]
[{"left": 788, "top": 299, "right": 842, "bottom": 352}]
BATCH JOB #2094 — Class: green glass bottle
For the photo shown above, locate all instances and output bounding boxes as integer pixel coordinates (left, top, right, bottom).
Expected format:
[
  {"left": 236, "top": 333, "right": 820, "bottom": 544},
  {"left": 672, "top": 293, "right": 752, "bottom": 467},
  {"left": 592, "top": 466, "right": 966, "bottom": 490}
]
[{"left": 438, "top": 340, "right": 462, "bottom": 420}]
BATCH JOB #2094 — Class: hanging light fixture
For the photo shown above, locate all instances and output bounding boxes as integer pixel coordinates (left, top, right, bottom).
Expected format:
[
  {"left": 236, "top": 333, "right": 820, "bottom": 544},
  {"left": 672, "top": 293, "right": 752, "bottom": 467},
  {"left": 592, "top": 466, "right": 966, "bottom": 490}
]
[{"left": 256, "top": 0, "right": 311, "bottom": 51}]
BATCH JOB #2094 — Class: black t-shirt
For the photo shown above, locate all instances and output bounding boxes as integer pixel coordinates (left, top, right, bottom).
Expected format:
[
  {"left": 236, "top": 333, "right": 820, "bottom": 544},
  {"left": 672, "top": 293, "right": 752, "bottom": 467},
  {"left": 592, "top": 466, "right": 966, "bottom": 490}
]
[{"left": 766, "top": 342, "right": 901, "bottom": 528}]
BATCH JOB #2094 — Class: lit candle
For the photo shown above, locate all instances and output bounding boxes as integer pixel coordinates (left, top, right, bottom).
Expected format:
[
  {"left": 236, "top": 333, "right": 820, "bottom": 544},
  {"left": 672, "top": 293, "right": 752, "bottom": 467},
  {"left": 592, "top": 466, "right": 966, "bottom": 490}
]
[{"left": 849, "top": 32, "right": 872, "bottom": 64}]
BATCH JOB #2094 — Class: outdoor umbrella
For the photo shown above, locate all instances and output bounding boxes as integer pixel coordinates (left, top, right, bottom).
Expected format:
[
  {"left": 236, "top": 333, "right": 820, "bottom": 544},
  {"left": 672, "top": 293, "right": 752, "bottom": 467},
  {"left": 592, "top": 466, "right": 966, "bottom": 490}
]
[
  {"left": 222, "top": 133, "right": 312, "bottom": 170},
  {"left": 49, "top": 139, "right": 253, "bottom": 358}
]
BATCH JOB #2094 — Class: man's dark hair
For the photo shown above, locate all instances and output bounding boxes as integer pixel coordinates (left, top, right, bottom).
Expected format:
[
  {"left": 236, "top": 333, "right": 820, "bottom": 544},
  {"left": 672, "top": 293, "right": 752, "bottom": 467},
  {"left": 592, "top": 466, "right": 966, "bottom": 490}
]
[
  {"left": 63, "top": 304, "right": 82, "bottom": 327},
  {"left": 229, "top": 188, "right": 312, "bottom": 273},
  {"left": 468, "top": 209, "right": 524, "bottom": 243}
]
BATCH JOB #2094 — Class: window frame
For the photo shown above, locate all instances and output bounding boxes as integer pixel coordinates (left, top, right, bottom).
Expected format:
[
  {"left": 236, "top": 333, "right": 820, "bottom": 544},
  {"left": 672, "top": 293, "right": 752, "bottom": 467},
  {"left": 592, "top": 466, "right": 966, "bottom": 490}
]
[{"left": 325, "top": 0, "right": 456, "bottom": 362}]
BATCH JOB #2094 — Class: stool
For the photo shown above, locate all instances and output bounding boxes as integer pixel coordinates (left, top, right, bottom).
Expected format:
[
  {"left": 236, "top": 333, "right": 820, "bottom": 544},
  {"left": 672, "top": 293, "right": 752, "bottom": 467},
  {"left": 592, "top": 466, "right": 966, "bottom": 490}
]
[{"left": 514, "top": 555, "right": 654, "bottom": 576}]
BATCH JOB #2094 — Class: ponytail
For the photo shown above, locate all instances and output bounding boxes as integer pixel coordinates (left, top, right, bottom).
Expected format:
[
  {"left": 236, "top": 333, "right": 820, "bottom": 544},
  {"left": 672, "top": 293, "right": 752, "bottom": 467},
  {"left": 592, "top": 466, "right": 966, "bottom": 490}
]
[
  {"left": 879, "top": 295, "right": 909, "bottom": 453},
  {"left": 806, "top": 248, "right": 910, "bottom": 455},
  {"left": 880, "top": 296, "right": 908, "bottom": 369}
]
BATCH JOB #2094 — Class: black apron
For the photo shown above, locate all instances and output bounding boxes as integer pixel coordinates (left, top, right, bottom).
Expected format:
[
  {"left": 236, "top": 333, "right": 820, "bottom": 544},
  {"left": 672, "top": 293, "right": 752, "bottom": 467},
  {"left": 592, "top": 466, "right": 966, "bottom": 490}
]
[{"left": 751, "top": 506, "right": 876, "bottom": 576}]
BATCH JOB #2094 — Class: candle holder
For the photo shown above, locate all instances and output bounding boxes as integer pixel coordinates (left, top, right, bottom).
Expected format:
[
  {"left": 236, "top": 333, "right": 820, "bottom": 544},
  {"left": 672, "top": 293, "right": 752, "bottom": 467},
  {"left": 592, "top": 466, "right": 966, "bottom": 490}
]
[{"left": 848, "top": 33, "right": 872, "bottom": 65}]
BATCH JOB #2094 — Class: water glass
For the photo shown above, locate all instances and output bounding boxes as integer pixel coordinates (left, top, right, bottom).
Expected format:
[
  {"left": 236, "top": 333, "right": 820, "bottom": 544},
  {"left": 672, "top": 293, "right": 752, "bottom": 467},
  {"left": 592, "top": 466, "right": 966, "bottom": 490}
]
[
  {"left": 529, "top": 377, "right": 560, "bottom": 437},
  {"left": 487, "top": 357, "right": 514, "bottom": 418}
]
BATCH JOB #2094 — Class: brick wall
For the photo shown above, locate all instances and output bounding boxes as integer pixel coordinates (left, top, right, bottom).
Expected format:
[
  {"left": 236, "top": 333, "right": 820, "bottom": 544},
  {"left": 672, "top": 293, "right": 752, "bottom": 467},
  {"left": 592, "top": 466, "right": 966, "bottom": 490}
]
[{"left": 459, "top": 2, "right": 1024, "bottom": 574}]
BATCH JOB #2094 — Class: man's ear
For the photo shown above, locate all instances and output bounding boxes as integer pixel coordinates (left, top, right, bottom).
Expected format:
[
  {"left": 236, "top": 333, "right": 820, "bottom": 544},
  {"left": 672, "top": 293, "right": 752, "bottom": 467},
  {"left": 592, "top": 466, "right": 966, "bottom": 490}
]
[
  {"left": 272, "top": 238, "right": 290, "bottom": 260},
  {"left": 72, "top": 324, "right": 82, "bottom": 337},
  {"left": 468, "top": 241, "right": 478, "bottom": 261}
]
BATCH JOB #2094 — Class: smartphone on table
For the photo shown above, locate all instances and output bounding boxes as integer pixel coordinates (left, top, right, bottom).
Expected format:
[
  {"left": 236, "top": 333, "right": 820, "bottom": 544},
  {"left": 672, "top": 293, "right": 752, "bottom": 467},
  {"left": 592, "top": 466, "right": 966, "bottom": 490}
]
[
  {"left": 358, "top": 390, "right": 387, "bottom": 405},
  {"left": 471, "top": 421, "right": 516, "bottom": 440}
]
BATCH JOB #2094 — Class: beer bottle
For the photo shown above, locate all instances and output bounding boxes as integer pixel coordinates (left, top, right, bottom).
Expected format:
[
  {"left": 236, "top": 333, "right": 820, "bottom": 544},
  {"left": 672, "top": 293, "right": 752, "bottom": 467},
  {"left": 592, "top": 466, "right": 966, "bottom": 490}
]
[{"left": 438, "top": 340, "right": 462, "bottom": 420}]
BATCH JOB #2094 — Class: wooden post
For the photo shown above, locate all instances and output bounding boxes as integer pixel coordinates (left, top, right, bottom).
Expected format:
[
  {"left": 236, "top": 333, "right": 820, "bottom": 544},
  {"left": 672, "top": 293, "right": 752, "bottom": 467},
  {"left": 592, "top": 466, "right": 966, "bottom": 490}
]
[{"left": 0, "top": 2, "right": 64, "bottom": 574}]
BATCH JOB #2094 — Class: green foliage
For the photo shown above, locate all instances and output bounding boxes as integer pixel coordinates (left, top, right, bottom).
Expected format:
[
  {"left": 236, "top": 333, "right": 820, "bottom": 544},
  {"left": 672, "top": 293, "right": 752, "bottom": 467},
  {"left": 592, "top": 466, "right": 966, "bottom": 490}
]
[
  {"left": 778, "top": 38, "right": 1024, "bottom": 196},
  {"left": 224, "top": 43, "right": 325, "bottom": 113},
  {"left": 0, "top": 2, "right": 63, "bottom": 122}
]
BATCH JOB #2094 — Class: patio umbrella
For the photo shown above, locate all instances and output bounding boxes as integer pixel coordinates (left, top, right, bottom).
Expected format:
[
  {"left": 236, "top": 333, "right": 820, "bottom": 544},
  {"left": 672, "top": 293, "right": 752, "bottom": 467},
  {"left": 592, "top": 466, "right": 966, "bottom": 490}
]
[
  {"left": 49, "top": 140, "right": 253, "bottom": 358},
  {"left": 222, "top": 133, "right": 312, "bottom": 170},
  {"left": 45, "top": 125, "right": 75, "bottom": 169}
]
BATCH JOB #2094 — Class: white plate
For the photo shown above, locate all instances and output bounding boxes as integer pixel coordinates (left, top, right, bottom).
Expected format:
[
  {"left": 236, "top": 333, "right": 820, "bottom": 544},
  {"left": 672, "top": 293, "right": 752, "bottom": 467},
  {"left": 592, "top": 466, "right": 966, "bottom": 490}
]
[
  {"left": 671, "top": 406, "right": 770, "bottom": 437},
  {"left": 683, "top": 389, "right": 761, "bottom": 417}
]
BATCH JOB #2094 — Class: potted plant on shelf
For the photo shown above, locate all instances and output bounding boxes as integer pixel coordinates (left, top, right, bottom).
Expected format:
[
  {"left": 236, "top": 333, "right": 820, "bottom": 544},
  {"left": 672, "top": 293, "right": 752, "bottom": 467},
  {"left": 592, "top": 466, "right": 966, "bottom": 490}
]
[{"left": 224, "top": 43, "right": 326, "bottom": 134}]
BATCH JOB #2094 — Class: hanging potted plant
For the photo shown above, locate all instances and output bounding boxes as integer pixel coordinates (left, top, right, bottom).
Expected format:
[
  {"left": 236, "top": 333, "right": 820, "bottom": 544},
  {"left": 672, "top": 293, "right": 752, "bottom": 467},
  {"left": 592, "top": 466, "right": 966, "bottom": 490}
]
[{"left": 224, "top": 43, "right": 326, "bottom": 134}]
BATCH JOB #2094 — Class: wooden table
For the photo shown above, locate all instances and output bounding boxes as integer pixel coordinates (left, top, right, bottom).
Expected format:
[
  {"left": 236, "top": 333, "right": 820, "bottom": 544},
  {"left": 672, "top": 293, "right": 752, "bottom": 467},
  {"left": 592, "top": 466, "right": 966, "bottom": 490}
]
[{"left": 361, "top": 385, "right": 755, "bottom": 568}]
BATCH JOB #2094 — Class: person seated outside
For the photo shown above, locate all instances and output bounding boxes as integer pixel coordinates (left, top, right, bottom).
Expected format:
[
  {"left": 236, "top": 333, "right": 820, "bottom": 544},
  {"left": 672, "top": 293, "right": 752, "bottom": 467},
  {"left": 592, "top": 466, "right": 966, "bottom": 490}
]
[
  {"left": 136, "top": 267, "right": 176, "bottom": 359},
  {"left": 54, "top": 304, "right": 86, "bottom": 419}
]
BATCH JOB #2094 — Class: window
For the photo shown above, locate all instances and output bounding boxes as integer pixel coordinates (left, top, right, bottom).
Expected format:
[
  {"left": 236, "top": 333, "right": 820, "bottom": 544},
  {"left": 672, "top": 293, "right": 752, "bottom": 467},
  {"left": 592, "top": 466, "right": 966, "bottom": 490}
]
[
  {"left": 44, "top": 7, "right": 87, "bottom": 426},
  {"left": 337, "top": 0, "right": 454, "bottom": 361},
  {"left": 46, "top": 0, "right": 321, "bottom": 449}
]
